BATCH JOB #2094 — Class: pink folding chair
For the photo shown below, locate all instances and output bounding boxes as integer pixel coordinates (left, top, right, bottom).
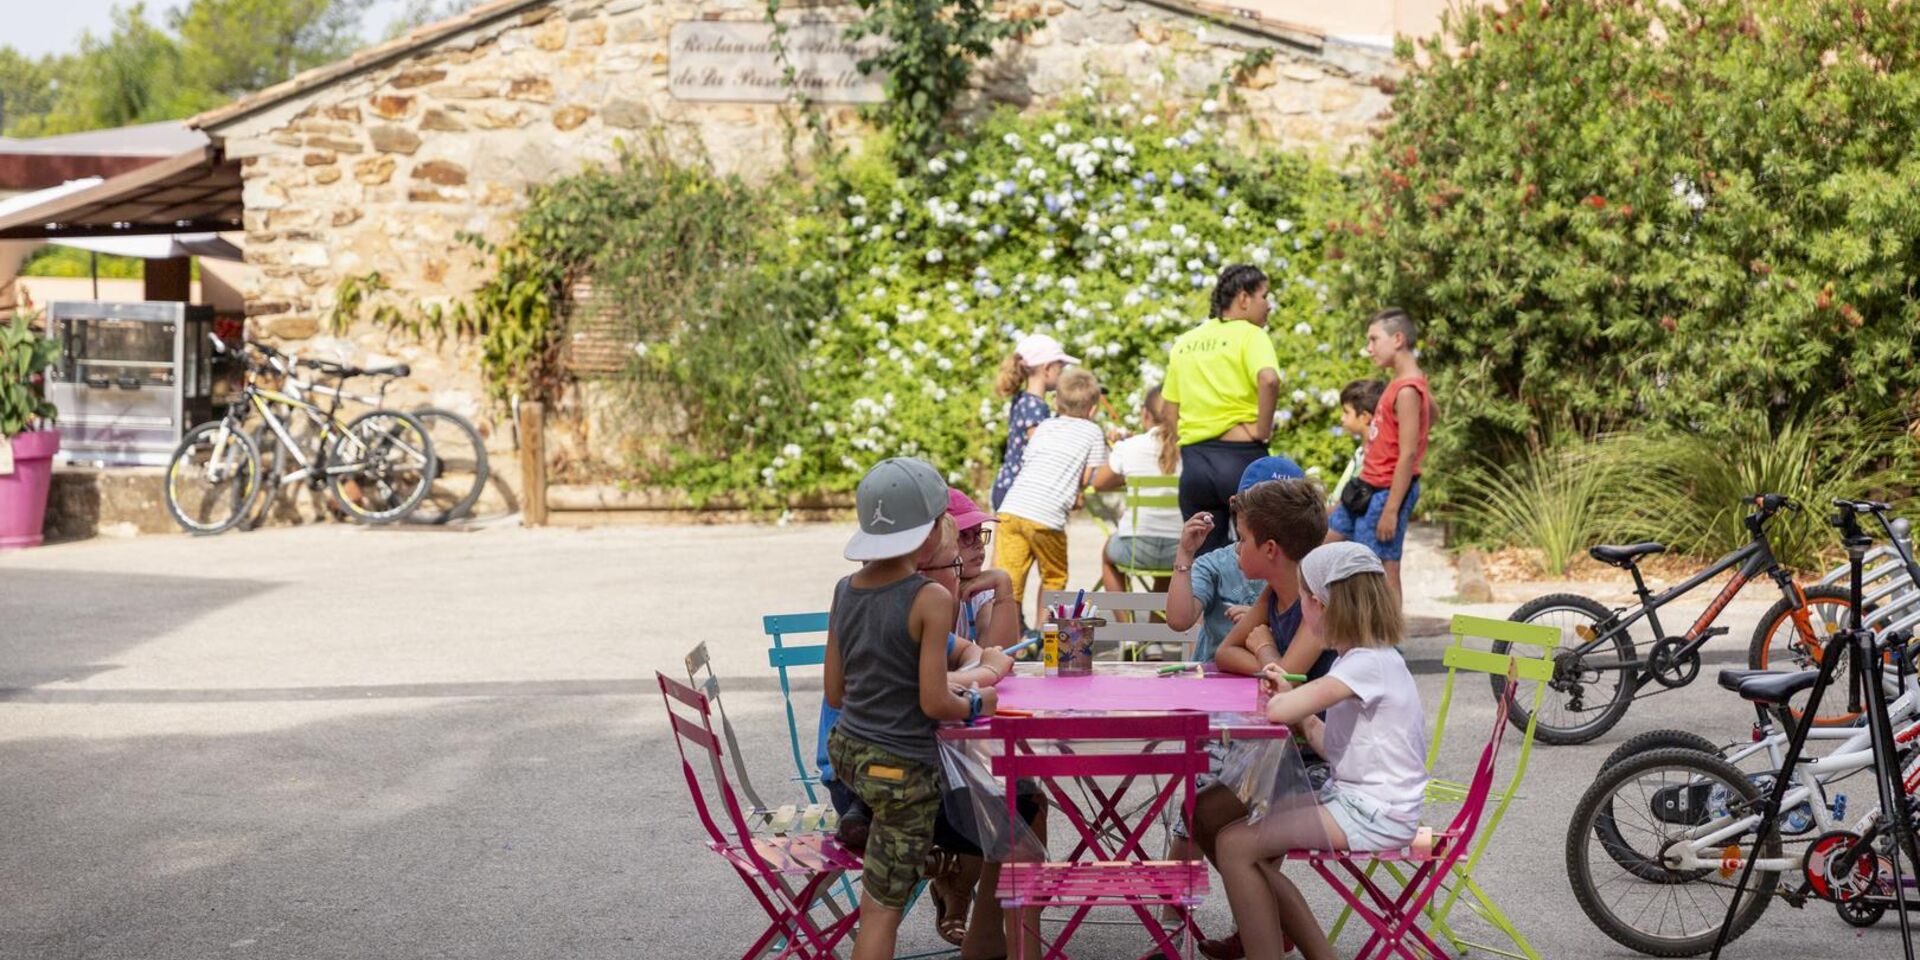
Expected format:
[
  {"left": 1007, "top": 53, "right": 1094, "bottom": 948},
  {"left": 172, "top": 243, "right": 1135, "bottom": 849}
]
[
  {"left": 656, "top": 671, "right": 862, "bottom": 959},
  {"left": 1284, "top": 670, "right": 1517, "bottom": 960},
  {"left": 992, "top": 713, "right": 1211, "bottom": 960}
]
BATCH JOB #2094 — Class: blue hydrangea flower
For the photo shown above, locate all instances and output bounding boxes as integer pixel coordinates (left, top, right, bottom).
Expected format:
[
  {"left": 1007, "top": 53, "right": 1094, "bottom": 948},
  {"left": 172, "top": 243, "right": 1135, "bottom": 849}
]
[{"left": 1170, "top": 173, "right": 1185, "bottom": 187}]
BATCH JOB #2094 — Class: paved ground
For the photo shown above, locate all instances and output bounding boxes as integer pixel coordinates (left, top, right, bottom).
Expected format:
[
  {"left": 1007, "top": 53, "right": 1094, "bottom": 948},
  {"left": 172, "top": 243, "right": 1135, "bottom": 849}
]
[{"left": 1, "top": 520, "right": 1907, "bottom": 959}]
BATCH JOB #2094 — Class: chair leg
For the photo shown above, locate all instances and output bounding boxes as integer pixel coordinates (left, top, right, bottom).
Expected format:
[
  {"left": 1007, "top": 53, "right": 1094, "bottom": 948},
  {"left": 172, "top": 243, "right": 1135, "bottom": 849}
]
[{"left": 1439, "top": 873, "right": 1542, "bottom": 960}]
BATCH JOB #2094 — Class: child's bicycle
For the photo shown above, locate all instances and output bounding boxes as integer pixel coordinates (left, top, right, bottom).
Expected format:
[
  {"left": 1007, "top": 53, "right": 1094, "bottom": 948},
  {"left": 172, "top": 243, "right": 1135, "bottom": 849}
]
[
  {"left": 1490, "top": 494, "right": 1855, "bottom": 745},
  {"left": 1564, "top": 650, "right": 1920, "bottom": 955}
]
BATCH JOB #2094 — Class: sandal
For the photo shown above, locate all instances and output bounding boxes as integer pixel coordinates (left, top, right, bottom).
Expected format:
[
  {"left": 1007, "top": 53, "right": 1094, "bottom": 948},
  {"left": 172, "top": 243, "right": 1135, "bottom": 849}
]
[{"left": 923, "top": 848, "right": 971, "bottom": 946}]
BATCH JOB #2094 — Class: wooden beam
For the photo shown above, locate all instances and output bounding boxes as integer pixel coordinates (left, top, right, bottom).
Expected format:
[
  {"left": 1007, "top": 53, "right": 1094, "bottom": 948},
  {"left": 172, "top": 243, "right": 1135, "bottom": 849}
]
[{"left": 517, "top": 401, "right": 547, "bottom": 527}]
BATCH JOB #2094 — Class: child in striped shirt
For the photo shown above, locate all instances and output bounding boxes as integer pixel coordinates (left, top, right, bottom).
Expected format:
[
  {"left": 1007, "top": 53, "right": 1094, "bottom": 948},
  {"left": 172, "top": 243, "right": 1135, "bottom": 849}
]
[{"left": 994, "top": 367, "right": 1109, "bottom": 623}]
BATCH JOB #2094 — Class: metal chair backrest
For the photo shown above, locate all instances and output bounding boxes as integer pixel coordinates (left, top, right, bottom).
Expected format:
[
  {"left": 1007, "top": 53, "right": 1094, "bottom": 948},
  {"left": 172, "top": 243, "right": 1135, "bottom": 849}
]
[
  {"left": 1118, "top": 474, "right": 1181, "bottom": 570},
  {"left": 657, "top": 670, "right": 764, "bottom": 868},
  {"left": 763, "top": 611, "right": 831, "bottom": 803},
  {"left": 993, "top": 713, "right": 1210, "bottom": 862},
  {"left": 1039, "top": 589, "right": 1197, "bottom": 651},
  {"left": 685, "top": 641, "right": 768, "bottom": 811}
]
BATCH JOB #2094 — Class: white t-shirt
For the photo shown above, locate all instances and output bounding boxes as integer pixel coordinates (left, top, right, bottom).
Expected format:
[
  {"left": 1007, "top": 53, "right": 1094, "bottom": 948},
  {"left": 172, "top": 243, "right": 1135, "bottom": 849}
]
[
  {"left": 998, "top": 417, "right": 1108, "bottom": 530},
  {"left": 1106, "top": 429, "right": 1183, "bottom": 541},
  {"left": 1322, "top": 646, "right": 1429, "bottom": 832}
]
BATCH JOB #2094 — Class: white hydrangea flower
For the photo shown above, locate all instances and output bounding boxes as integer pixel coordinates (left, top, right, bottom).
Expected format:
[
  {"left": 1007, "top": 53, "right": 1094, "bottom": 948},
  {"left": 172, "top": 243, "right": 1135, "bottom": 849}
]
[
  {"left": 926, "top": 248, "right": 944, "bottom": 263},
  {"left": 1201, "top": 98, "right": 1219, "bottom": 114},
  {"left": 1293, "top": 321, "right": 1313, "bottom": 336},
  {"left": 927, "top": 157, "right": 948, "bottom": 174}
]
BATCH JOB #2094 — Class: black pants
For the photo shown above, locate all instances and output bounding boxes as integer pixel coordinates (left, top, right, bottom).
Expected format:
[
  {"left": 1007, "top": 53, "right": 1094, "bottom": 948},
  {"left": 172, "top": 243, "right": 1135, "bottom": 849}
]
[{"left": 1179, "top": 440, "right": 1268, "bottom": 557}]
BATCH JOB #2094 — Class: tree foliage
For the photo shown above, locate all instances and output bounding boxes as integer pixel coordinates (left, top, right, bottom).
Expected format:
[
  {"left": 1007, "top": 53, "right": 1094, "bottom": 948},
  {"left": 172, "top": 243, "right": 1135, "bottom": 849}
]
[
  {"left": 1336, "top": 0, "right": 1920, "bottom": 471},
  {"left": 2, "top": 0, "right": 375, "bottom": 136}
]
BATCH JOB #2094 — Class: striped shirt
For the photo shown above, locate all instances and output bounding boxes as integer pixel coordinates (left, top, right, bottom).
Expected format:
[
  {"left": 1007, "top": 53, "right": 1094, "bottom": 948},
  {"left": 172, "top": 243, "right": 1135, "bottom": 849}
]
[{"left": 998, "top": 417, "right": 1109, "bottom": 530}]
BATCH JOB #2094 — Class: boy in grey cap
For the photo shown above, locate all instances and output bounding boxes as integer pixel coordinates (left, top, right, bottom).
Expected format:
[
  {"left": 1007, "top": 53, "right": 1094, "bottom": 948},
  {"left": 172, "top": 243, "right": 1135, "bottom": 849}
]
[{"left": 826, "top": 458, "right": 1001, "bottom": 959}]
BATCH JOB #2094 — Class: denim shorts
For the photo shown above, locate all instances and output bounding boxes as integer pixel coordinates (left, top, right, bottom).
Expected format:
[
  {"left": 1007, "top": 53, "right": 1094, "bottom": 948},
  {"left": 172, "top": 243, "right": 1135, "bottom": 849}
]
[
  {"left": 1320, "top": 782, "right": 1418, "bottom": 852},
  {"left": 1328, "top": 478, "right": 1421, "bottom": 562},
  {"left": 1105, "top": 534, "right": 1179, "bottom": 570}
]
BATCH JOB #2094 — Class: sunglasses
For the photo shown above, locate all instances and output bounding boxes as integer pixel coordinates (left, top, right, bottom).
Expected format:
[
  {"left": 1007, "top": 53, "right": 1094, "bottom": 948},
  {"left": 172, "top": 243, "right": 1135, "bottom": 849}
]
[
  {"left": 919, "top": 558, "right": 965, "bottom": 575},
  {"left": 959, "top": 527, "right": 993, "bottom": 547}
]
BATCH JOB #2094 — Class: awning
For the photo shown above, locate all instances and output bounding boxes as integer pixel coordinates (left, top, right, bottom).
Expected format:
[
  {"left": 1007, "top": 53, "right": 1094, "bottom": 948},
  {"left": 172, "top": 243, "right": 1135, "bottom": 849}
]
[
  {"left": 51, "top": 233, "right": 244, "bottom": 262},
  {"left": 0, "top": 147, "right": 242, "bottom": 240}
]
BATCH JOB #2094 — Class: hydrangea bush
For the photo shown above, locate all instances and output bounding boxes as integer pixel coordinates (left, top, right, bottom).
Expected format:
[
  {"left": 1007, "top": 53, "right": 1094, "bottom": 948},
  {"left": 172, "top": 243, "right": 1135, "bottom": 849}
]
[{"left": 675, "top": 97, "right": 1368, "bottom": 503}]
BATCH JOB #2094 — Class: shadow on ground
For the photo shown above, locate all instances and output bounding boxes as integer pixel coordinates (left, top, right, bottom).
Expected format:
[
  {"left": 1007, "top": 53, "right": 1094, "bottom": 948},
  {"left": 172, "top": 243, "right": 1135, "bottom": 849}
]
[{"left": 0, "top": 570, "right": 273, "bottom": 689}]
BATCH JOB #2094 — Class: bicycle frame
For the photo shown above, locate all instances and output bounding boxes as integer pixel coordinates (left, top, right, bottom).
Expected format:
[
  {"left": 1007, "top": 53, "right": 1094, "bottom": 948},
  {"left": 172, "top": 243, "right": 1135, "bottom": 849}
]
[{"left": 1572, "top": 533, "right": 1799, "bottom": 678}]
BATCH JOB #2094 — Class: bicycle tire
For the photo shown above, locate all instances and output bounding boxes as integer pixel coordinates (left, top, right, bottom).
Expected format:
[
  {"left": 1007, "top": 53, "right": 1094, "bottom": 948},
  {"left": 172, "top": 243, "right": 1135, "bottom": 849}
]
[
  {"left": 1594, "top": 729, "right": 1727, "bottom": 883},
  {"left": 164, "top": 421, "right": 262, "bottom": 535},
  {"left": 243, "top": 423, "right": 287, "bottom": 531},
  {"left": 1746, "top": 585, "right": 1860, "bottom": 725},
  {"left": 405, "top": 407, "right": 489, "bottom": 525},
  {"left": 1567, "top": 747, "right": 1780, "bottom": 957},
  {"left": 327, "top": 410, "right": 435, "bottom": 524},
  {"left": 1493, "top": 593, "right": 1637, "bottom": 745}
]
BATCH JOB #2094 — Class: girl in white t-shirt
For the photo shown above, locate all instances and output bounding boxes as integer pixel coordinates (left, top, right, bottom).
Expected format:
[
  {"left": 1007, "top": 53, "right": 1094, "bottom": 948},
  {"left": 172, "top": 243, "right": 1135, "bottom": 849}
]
[
  {"left": 1089, "top": 384, "right": 1184, "bottom": 592},
  {"left": 1214, "top": 541, "right": 1429, "bottom": 960}
]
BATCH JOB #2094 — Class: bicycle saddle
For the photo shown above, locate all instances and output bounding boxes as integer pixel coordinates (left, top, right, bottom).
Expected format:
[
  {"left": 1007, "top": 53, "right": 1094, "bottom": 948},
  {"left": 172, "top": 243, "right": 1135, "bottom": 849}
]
[
  {"left": 362, "top": 363, "right": 411, "bottom": 378},
  {"left": 1715, "top": 668, "right": 1773, "bottom": 694},
  {"left": 1721, "top": 669, "right": 1819, "bottom": 706},
  {"left": 1589, "top": 542, "right": 1666, "bottom": 567}
]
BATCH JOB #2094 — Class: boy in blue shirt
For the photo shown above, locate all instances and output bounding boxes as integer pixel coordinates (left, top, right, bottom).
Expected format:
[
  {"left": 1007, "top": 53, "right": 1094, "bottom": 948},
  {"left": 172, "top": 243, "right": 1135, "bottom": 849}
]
[{"left": 1165, "top": 456, "right": 1304, "bottom": 659}]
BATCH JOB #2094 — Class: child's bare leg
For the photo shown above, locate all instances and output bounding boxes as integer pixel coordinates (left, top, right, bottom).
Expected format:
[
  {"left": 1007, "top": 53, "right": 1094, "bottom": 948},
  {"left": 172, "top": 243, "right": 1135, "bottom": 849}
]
[
  {"left": 960, "top": 859, "right": 1002, "bottom": 959},
  {"left": 1259, "top": 868, "right": 1333, "bottom": 960},
  {"left": 1323, "top": 529, "right": 1345, "bottom": 544},
  {"left": 1214, "top": 821, "right": 1285, "bottom": 960},
  {"left": 1384, "top": 559, "right": 1402, "bottom": 603},
  {"left": 1100, "top": 539, "right": 1126, "bottom": 594},
  {"left": 851, "top": 897, "right": 904, "bottom": 960},
  {"left": 1160, "top": 833, "right": 1199, "bottom": 922}
]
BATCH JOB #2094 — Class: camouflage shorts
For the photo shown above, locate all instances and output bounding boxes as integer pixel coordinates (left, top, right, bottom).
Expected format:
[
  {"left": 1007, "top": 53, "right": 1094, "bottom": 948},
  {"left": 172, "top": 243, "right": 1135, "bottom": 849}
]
[{"left": 827, "top": 729, "right": 943, "bottom": 910}]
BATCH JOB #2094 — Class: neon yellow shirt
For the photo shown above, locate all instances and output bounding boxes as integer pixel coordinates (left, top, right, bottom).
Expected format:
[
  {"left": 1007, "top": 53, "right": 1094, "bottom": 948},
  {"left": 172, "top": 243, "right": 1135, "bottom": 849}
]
[{"left": 1162, "top": 319, "right": 1280, "bottom": 446}]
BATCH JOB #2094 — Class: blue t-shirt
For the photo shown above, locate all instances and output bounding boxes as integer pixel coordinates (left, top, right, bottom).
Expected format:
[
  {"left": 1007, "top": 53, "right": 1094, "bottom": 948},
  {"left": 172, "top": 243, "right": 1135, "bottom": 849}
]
[
  {"left": 991, "top": 392, "right": 1053, "bottom": 510},
  {"left": 1269, "top": 594, "right": 1338, "bottom": 682},
  {"left": 1189, "top": 547, "right": 1265, "bottom": 662}
]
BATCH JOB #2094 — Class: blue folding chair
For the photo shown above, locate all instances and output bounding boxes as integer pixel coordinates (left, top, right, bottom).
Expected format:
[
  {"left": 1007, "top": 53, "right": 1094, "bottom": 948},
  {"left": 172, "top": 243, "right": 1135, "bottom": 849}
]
[{"left": 763, "top": 612, "right": 951, "bottom": 957}]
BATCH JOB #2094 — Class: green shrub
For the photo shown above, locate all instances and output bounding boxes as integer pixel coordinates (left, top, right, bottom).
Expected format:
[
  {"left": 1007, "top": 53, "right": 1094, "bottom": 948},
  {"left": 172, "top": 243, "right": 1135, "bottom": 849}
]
[
  {"left": 1619, "top": 415, "right": 1910, "bottom": 571},
  {"left": 1337, "top": 0, "right": 1920, "bottom": 478},
  {"left": 598, "top": 99, "right": 1365, "bottom": 502},
  {"left": 1446, "top": 430, "right": 1643, "bottom": 577}
]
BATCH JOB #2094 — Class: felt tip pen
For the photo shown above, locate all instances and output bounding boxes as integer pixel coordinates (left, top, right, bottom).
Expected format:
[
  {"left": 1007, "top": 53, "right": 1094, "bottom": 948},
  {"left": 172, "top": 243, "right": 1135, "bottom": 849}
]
[{"left": 1004, "top": 635, "right": 1039, "bottom": 657}]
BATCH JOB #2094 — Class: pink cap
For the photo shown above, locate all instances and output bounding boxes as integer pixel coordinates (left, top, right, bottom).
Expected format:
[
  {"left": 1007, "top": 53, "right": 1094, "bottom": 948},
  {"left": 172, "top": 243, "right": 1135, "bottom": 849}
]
[
  {"left": 946, "top": 488, "right": 993, "bottom": 531},
  {"left": 1015, "top": 333, "right": 1080, "bottom": 367}
]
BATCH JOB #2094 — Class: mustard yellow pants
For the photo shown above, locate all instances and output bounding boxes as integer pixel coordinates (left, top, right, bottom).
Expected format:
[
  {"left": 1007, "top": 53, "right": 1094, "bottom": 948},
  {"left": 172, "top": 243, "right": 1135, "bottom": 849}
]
[{"left": 994, "top": 513, "right": 1069, "bottom": 618}]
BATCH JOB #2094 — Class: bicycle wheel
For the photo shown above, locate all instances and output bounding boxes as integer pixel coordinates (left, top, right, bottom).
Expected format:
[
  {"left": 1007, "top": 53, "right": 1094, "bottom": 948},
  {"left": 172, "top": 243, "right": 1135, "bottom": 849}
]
[
  {"left": 164, "top": 421, "right": 262, "bottom": 535},
  {"left": 1492, "top": 593, "right": 1637, "bottom": 745},
  {"left": 405, "top": 407, "right": 489, "bottom": 525},
  {"left": 1567, "top": 747, "right": 1780, "bottom": 956},
  {"left": 1747, "top": 585, "right": 1859, "bottom": 725},
  {"left": 327, "top": 410, "right": 435, "bottom": 524}
]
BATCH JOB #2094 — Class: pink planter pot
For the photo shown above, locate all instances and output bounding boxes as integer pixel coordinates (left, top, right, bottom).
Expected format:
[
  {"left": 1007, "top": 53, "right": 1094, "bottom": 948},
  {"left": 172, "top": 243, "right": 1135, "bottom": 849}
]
[{"left": 0, "top": 429, "right": 60, "bottom": 550}]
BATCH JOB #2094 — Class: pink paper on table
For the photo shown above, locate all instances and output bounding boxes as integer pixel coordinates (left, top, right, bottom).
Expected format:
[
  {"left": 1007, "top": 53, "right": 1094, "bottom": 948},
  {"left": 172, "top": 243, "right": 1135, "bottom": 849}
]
[{"left": 996, "top": 674, "right": 1259, "bottom": 713}]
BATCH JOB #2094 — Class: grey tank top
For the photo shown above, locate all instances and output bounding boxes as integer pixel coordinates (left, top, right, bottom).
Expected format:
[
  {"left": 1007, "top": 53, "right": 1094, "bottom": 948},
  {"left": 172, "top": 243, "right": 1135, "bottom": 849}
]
[{"left": 832, "top": 572, "right": 939, "bottom": 765}]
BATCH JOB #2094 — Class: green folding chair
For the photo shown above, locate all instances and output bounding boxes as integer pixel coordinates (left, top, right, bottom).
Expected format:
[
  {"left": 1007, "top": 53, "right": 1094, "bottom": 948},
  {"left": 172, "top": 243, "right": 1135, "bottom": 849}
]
[
  {"left": 1104, "top": 475, "right": 1180, "bottom": 591},
  {"left": 1326, "top": 613, "right": 1559, "bottom": 960}
]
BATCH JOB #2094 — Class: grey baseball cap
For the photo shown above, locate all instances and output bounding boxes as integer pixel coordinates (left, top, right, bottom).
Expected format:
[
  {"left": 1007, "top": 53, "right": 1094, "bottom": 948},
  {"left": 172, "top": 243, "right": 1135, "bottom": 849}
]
[{"left": 845, "top": 457, "right": 949, "bottom": 561}]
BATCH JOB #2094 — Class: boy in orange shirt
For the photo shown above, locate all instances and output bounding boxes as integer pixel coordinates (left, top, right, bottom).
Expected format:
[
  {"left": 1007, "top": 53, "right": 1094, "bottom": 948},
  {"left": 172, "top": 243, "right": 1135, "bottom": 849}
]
[{"left": 1327, "top": 309, "right": 1433, "bottom": 600}]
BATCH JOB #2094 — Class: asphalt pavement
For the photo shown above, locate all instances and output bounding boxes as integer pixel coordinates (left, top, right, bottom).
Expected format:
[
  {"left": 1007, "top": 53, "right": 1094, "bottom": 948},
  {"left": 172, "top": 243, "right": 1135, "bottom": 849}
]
[{"left": 1, "top": 520, "right": 1910, "bottom": 959}]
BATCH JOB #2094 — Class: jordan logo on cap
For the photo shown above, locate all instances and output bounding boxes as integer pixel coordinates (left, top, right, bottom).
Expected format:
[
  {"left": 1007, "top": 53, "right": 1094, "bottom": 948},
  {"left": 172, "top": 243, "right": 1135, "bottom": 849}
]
[{"left": 871, "top": 503, "right": 895, "bottom": 527}]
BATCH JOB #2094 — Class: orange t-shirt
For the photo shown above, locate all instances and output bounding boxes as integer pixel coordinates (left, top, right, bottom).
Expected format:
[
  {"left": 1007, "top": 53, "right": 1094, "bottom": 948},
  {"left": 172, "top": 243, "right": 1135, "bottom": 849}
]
[{"left": 1358, "top": 376, "right": 1433, "bottom": 488}]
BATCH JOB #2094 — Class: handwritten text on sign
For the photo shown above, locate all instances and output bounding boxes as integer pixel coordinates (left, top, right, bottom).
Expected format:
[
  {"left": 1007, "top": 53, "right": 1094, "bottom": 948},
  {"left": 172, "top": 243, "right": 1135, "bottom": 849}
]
[{"left": 669, "top": 22, "right": 887, "bottom": 103}]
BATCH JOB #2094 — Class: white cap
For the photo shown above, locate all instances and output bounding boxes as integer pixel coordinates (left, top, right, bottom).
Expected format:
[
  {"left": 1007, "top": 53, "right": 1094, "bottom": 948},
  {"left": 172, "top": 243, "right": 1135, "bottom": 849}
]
[
  {"left": 1015, "top": 333, "right": 1080, "bottom": 367},
  {"left": 1300, "top": 541, "right": 1386, "bottom": 603}
]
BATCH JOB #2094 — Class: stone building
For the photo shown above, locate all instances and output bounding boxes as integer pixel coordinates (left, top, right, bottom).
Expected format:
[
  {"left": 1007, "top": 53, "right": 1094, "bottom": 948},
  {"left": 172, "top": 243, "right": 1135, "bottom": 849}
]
[{"left": 183, "top": 0, "right": 1395, "bottom": 500}]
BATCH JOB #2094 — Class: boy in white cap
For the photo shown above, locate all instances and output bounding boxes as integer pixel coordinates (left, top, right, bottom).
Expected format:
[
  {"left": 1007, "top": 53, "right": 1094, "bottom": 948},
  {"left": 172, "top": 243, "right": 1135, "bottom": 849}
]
[
  {"left": 991, "top": 332, "right": 1080, "bottom": 510},
  {"left": 825, "top": 457, "right": 1002, "bottom": 960}
]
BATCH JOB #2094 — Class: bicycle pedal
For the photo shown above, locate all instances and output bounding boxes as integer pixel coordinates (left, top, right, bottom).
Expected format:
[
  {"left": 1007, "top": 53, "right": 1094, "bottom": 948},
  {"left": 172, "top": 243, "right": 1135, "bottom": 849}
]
[{"left": 1704, "top": 627, "right": 1730, "bottom": 638}]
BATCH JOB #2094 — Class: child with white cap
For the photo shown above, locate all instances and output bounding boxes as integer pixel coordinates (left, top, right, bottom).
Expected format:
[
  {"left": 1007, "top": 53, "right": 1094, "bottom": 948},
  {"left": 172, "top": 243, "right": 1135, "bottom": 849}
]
[
  {"left": 990, "top": 332, "right": 1079, "bottom": 510},
  {"left": 1212, "top": 541, "right": 1429, "bottom": 960},
  {"left": 825, "top": 457, "right": 1004, "bottom": 960}
]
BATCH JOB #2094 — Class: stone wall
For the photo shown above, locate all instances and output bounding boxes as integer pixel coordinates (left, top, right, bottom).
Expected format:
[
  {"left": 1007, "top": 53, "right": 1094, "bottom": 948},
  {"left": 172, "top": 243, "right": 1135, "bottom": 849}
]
[{"left": 207, "top": 0, "right": 1393, "bottom": 482}]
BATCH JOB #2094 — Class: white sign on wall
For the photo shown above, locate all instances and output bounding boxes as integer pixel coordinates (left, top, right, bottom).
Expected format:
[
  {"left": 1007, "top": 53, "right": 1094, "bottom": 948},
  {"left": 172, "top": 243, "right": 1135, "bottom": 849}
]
[{"left": 669, "top": 21, "right": 888, "bottom": 103}]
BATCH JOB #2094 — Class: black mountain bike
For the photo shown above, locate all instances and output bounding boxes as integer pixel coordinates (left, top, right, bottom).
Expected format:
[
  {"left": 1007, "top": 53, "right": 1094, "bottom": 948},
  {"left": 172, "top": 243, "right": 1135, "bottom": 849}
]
[{"left": 1491, "top": 494, "right": 1855, "bottom": 745}]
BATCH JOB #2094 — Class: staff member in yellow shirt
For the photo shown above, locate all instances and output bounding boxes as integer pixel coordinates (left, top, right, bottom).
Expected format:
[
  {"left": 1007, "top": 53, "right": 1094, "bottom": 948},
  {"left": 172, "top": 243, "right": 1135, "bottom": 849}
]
[{"left": 1161, "top": 264, "right": 1281, "bottom": 557}]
